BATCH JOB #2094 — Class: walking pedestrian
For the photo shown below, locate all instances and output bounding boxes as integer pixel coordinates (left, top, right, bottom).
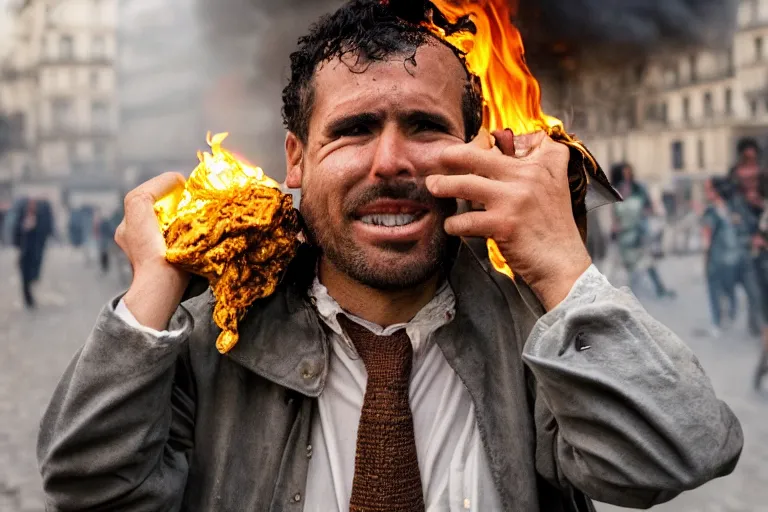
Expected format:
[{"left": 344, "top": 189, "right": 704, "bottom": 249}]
[
  {"left": 11, "top": 197, "right": 54, "bottom": 308},
  {"left": 610, "top": 163, "right": 676, "bottom": 298},
  {"left": 701, "top": 177, "right": 741, "bottom": 336},
  {"left": 729, "top": 138, "right": 768, "bottom": 338}
]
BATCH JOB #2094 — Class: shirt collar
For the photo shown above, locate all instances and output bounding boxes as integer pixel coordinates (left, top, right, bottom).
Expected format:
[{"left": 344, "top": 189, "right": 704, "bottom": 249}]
[{"left": 309, "top": 277, "right": 456, "bottom": 361}]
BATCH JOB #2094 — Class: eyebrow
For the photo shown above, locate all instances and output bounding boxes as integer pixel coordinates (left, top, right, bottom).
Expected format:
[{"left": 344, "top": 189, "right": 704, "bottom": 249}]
[{"left": 325, "top": 112, "right": 382, "bottom": 135}]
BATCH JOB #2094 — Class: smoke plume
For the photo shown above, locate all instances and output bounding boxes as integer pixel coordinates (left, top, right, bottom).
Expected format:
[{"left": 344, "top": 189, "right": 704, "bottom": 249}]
[{"left": 518, "top": 0, "right": 738, "bottom": 56}]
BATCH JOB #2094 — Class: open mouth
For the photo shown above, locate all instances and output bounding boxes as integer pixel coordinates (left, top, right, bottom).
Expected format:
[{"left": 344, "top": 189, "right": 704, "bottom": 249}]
[
  {"left": 358, "top": 211, "right": 428, "bottom": 227},
  {"left": 351, "top": 199, "right": 433, "bottom": 242}
]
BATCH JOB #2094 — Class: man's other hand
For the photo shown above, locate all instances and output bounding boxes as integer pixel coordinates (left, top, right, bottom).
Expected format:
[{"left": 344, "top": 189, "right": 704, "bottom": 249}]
[{"left": 117, "top": 172, "right": 191, "bottom": 331}]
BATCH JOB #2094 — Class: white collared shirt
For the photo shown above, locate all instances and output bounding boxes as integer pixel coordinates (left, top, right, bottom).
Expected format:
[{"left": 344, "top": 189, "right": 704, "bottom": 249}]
[{"left": 303, "top": 278, "right": 501, "bottom": 512}]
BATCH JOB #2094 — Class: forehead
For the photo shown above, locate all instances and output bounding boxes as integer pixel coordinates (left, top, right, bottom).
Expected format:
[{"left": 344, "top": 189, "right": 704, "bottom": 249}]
[{"left": 309, "top": 43, "right": 468, "bottom": 129}]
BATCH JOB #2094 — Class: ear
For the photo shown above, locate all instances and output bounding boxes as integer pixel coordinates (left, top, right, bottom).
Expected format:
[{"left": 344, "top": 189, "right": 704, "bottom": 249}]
[{"left": 285, "top": 131, "right": 304, "bottom": 189}]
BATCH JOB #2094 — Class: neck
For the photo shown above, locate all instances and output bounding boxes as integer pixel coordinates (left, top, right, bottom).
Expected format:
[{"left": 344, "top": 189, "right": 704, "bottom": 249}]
[{"left": 318, "top": 258, "right": 440, "bottom": 327}]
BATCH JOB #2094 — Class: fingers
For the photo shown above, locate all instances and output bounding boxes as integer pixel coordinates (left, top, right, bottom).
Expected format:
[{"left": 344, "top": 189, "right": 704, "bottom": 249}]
[
  {"left": 536, "top": 136, "right": 570, "bottom": 180},
  {"left": 125, "top": 172, "right": 186, "bottom": 210},
  {"left": 491, "top": 129, "right": 515, "bottom": 156},
  {"left": 469, "top": 128, "right": 497, "bottom": 151},
  {"left": 443, "top": 210, "right": 502, "bottom": 238},
  {"left": 426, "top": 173, "right": 503, "bottom": 205}
]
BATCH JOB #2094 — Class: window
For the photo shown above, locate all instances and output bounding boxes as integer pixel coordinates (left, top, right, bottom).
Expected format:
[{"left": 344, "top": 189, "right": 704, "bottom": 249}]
[
  {"left": 645, "top": 103, "right": 656, "bottom": 121},
  {"left": 93, "top": 140, "right": 107, "bottom": 163},
  {"left": 672, "top": 141, "right": 685, "bottom": 171},
  {"left": 51, "top": 98, "right": 73, "bottom": 130},
  {"left": 90, "top": 70, "right": 99, "bottom": 88},
  {"left": 704, "top": 92, "right": 713, "bottom": 118},
  {"left": 660, "top": 102, "right": 668, "bottom": 123},
  {"left": 751, "top": 98, "right": 759, "bottom": 117},
  {"left": 698, "top": 139, "right": 705, "bottom": 169},
  {"left": 91, "top": 101, "right": 109, "bottom": 130},
  {"left": 92, "top": 36, "right": 105, "bottom": 59},
  {"left": 60, "top": 35, "right": 74, "bottom": 59},
  {"left": 726, "top": 46, "right": 734, "bottom": 72},
  {"left": 756, "top": 36, "right": 764, "bottom": 61},
  {"left": 682, "top": 96, "right": 690, "bottom": 121},
  {"left": 689, "top": 54, "right": 698, "bottom": 82},
  {"left": 725, "top": 88, "right": 733, "bottom": 115}
]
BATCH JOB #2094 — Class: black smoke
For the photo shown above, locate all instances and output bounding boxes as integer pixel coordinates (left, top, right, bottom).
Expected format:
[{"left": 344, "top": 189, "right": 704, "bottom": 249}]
[{"left": 517, "top": 0, "right": 738, "bottom": 56}]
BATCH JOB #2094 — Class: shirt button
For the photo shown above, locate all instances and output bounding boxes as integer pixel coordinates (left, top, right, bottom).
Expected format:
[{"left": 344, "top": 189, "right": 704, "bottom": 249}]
[
  {"left": 306, "top": 444, "right": 313, "bottom": 458},
  {"left": 293, "top": 493, "right": 302, "bottom": 502}
]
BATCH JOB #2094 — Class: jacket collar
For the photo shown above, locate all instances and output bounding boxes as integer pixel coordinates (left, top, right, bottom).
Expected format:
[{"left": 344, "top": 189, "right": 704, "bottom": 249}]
[{"left": 224, "top": 239, "right": 537, "bottom": 397}]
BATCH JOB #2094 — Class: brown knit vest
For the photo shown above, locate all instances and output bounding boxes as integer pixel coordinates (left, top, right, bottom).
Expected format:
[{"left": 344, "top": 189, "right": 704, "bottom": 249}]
[{"left": 337, "top": 315, "right": 425, "bottom": 512}]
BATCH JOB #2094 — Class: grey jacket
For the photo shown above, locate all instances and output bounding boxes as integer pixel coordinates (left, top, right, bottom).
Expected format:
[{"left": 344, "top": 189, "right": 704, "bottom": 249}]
[{"left": 37, "top": 240, "right": 743, "bottom": 512}]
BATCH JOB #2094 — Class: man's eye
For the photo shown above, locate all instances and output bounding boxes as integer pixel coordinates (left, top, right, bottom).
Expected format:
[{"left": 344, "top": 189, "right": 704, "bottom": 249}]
[
  {"left": 339, "top": 125, "right": 370, "bottom": 137},
  {"left": 414, "top": 120, "right": 447, "bottom": 133}
]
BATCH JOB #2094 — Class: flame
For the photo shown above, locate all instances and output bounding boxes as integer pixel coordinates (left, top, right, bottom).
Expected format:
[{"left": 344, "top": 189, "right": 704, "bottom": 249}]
[
  {"left": 155, "top": 132, "right": 281, "bottom": 230},
  {"left": 153, "top": 132, "right": 299, "bottom": 354},
  {"left": 425, "top": 0, "right": 594, "bottom": 280}
]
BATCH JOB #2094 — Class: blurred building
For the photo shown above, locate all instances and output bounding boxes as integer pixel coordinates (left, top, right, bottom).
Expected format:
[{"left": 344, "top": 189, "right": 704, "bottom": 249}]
[
  {"left": 0, "top": 0, "right": 118, "bottom": 222},
  {"left": 116, "top": 0, "right": 344, "bottom": 188},
  {"left": 572, "top": 0, "right": 768, "bottom": 194}
]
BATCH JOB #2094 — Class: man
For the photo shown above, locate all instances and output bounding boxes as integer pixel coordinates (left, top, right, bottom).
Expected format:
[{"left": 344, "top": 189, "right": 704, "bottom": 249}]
[
  {"left": 38, "top": 2, "right": 742, "bottom": 511},
  {"left": 701, "top": 177, "right": 742, "bottom": 336},
  {"left": 609, "top": 162, "right": 676, "bottom": 298},
  {"left": 12, "top": 197, "right": 54, "bottom": 308},
  {"left": 729, "top": 138, "right": 768, "bottom": 387}
]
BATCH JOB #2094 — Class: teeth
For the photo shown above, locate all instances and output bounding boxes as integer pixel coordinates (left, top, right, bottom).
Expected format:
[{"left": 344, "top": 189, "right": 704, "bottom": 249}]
[{"left": 360, "top": 214, "right": 417, "bottom": 227}]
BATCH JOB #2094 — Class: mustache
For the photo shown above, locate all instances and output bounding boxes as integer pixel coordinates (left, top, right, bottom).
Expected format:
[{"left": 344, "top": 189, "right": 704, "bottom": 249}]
[{"left": 343, "top": 180, "right": 455, "bottom": 217}]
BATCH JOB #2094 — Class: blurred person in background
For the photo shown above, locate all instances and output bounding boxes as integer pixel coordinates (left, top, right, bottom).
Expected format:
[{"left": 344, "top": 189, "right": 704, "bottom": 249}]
[
  {"left": 610, "top": 163, "right": 676, "bottom": 299},
  {"left": 729, "top": 138, "right": 768, "bottom": 339},
  {"left": 97, "top": 213, "right": 115, "bottom": 274},
  {"left": 585, "top": 210, "right": 607, "bottom": 264},
  {"left": 701, "top": 177, "right": 742, "bottom": 337},
  {"left": 11, "top": 197, "right": 54, "bottom": 309}
]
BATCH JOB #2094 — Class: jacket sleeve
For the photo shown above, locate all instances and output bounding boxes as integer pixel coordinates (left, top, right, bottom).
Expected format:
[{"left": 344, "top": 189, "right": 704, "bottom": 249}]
[
  {"left": 37, "top": 297, "right": 197, "bottom": 512},
  {"left": 523, "top": 266, "right": 743, "bottom": 509}
]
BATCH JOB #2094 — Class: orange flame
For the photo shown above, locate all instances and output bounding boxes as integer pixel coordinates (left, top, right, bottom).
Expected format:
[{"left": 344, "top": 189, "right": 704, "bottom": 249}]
[
  {"left": 155, "top": 132, "right": 281, "bottom": 230},
  {"left": 426, "top": 0, "right": 588, "bottom": 279}
]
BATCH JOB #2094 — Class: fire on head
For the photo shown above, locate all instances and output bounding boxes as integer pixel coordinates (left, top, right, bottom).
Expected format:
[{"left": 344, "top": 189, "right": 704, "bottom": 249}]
[{"left": 282, "top": 0, "right": 482, "bottom": 290}]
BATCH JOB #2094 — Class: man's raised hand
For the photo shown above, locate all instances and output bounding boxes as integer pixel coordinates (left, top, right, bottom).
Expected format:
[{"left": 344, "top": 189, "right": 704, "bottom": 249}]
[{"left": 425, "top": 129, "right": 591, "bottom": 310}]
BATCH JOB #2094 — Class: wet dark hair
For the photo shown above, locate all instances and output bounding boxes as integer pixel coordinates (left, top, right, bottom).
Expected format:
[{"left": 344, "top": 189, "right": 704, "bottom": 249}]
[
  {"left": 610, "top": 162, "right": 632, "bottom": 186},
  {"left": 281, "top": 0, "right": 483, "bottom": 143},
  {"left": 737, "top": 137, "right": 760, "bottom": 156}
]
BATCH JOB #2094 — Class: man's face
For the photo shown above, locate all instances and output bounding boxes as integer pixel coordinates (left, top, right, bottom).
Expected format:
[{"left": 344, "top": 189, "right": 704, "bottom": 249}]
[{"left": 285, "top": 43, "right": 468, "bottom": 290}]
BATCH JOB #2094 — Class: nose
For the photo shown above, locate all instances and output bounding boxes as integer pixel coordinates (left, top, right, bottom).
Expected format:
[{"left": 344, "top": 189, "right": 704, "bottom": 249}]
[{"left": 369, "top": 125, "right": 417, "bottom": 180}]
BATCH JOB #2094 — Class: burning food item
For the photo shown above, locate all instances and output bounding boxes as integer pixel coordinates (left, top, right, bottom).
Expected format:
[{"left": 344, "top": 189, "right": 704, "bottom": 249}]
[
  {"left": 154, "top": 132, "right": 300, "bottom": 354},
  {"left": 388, "top": 0, "right": 621, "bottom": 278}
]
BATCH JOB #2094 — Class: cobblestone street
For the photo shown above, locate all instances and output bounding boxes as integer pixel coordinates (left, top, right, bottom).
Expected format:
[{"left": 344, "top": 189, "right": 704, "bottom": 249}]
[{"left": 0, "top": 246, "right": 766, "bottom": 511}]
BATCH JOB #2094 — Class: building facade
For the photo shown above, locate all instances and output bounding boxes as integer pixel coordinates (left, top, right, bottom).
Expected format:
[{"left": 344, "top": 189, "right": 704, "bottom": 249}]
[
  {"left": 571, "top": 0, "right": 768, "bottom": 199},
  {"left": 0, "top": 0, "right": 118, "bottom": 218}
]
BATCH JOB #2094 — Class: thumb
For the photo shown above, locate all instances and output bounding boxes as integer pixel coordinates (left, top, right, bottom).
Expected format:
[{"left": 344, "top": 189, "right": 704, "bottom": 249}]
[{"left": 469, "top": 128, "right": 496, "bottom": 151}]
